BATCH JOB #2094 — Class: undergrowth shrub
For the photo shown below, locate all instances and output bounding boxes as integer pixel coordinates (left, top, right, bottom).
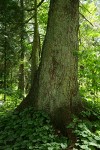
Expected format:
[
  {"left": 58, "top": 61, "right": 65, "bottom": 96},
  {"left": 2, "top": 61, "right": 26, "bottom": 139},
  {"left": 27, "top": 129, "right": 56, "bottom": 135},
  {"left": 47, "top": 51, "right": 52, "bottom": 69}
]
[
  {"left": 0, "top": 89, "right": 21, "bottom": 114},
  {"left": 68, "top": 102, "right": 100, "bottom": 150},
  {"left": 0, "top": 107, "right": 67, "bottom": 150},
  {"left": 74, "top": 122, "right": 100, "bottom": 150}
]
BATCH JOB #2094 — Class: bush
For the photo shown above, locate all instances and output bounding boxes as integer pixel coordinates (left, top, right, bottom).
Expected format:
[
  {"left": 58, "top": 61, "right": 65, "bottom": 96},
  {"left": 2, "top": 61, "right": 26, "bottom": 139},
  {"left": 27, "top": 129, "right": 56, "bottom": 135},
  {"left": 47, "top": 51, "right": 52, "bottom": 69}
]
[
  {"left": 68, "top": 104, "right": 100, "bottom": 150},
  {"left": 0, "top": 107, "right": 67, "bottom": 150}
]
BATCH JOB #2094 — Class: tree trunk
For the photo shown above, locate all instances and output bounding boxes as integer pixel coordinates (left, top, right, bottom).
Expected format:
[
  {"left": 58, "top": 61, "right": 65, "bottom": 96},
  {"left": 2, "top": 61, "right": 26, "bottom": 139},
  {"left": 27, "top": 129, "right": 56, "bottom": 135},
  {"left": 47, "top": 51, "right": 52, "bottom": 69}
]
[
  {"left": 37, "top": 0, "right": 80, "bottom": 134},
  {"left": 4, "top": 35, "right": 7, "bottom": 101},
  {"left": 3, "top": 21, "right": 7, "bottom": 102},
  {"left": 18, "top": 0, "right": 25, "bottom": 97},
  {"left": 31, "top": 0, "right": 40, "bottom": 85},
  {"left": 16, "top": 0, "right": 41, "bottom": 109},
  {"left": 16, "top": 0, "right": 82, "bottom": 137},
  {"left": 18, "top": 53, "right": 24, "bottom": 96}
]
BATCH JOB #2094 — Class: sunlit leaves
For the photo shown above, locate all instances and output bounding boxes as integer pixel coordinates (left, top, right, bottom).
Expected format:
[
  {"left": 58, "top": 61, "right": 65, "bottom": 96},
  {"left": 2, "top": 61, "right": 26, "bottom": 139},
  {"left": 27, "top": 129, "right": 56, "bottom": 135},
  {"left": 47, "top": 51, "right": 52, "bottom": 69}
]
[{"left": 79, "top": 0, "right": 100, "bottom": 101}]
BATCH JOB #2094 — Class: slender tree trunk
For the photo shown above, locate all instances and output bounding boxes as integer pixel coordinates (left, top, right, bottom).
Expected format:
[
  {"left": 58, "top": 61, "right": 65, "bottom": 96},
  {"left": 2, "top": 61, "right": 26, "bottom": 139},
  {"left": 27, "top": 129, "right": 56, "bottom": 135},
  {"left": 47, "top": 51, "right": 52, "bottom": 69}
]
[
  {"left": 4, "top": 23, "right": 7, "bottom": 102},
  {"left": 16, "top": 0, "right": 41, "bottom": 109},
  {"left": 18, "top": 53, "right": 24, "bottom": 96},
  {"left": 31, "top": 0, "right": 38, "bottom": 85},
  {"left": 18, "top": 0, "right": 25, "bottom": 97},
  {"left": 31, "top": 0, "right": 40, "bottom": 85},
  {"left": 10, "top": 69, "right": 13, "bottom": 89},
  {"left": 4, "top": 36, "right": 7, "bottom": 101}
]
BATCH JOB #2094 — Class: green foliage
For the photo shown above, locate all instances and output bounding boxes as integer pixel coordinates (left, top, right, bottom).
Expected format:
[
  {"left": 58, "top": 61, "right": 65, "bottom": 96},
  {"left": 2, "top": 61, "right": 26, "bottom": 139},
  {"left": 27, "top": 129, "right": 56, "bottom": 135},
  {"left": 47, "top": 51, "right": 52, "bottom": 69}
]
[
  {"left": 0, "top": 89, "right": 22, "bottom": 115},
  {"left": 0, "top": 0, "right": 21, "bottom": 24},
  {"left": 79, "top": 0, "right": 100, "bottom": 102},
  {"left": 74, "top": 123, "right": 100, "bottom": 150},
  {"left": 0, "top": 107, "right": 67, "bottom": 150},
  {"left": 68, "top": 103, "right": 100, "bottom": 150},
  {"left": 0, "top": 0, "right": 100, "bottom": 149}
]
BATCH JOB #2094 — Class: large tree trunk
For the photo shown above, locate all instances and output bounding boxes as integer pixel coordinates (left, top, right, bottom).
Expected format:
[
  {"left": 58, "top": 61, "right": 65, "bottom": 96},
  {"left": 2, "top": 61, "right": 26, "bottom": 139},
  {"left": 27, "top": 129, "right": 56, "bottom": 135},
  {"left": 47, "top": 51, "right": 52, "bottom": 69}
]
[
  {"left": 16, "top": 0, "right": 82, "bottom": 137},
  {"left": 37, "top": 0, "right": 80, "bottom": 133}
]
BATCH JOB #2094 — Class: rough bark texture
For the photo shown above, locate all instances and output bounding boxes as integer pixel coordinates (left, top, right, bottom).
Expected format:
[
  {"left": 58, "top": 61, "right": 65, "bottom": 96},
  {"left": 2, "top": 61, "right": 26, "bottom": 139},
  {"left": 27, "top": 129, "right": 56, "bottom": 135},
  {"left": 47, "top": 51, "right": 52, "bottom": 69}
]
[
  {"left": 16, "top": 0, "right": 82, "bottom": 138},
  {"left": 37, "top": 0, "right": 80, "bottom": 134}
]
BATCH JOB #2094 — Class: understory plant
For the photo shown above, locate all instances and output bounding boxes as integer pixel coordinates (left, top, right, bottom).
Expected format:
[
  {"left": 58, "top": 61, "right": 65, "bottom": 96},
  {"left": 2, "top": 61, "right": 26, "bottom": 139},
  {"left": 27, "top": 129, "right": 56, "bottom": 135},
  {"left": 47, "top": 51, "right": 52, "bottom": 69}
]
[
  {"left": 68, "top": 102, "right": 100, "bottom": 150},
  {"left": 0, "top": 107, "right": 67, "bottom": 150}
]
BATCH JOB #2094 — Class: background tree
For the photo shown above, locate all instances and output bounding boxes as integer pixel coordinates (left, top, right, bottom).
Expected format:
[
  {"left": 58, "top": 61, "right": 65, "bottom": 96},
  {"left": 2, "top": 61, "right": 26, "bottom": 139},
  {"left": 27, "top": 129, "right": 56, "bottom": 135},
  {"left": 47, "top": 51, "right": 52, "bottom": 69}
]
[
  {"left": 0, "top": 0, "right": 21, "bottom": 101},
  {"left": 0, "top": 0, "right": 49, "bottom": 106},
  {"left": 18, "top": 0, "right": 25, "bottom": 98}
]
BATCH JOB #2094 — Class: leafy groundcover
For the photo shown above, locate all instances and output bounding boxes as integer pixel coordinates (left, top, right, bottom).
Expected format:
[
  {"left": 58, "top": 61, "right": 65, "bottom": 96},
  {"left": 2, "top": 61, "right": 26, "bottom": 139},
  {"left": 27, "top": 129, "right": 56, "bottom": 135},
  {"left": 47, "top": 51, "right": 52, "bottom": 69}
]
[{"left": 0, "top": 107, "right": 67, "bottom": 150}]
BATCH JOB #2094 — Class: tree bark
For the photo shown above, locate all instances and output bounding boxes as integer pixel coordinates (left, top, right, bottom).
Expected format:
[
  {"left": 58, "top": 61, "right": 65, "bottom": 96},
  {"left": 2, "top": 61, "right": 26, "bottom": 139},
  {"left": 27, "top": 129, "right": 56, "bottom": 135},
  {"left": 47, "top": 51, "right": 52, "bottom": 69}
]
[
  {"left": 3, "top": 19, "right": 7, "bottom": 101},
  {"left": 31, "top": 0, "right": 40, "bottom": 85},
  {"left": 18, "top": 0, "right": 25, "bottom": 97},
  {"left": 16, "top": 0, "right": 40, "bottom": 110},
  {"left": 16, "top": 0, "right": 83, "bottom": 137},
  {"left": 37, "top": 0, "right": 80, "bottom": 134}
]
